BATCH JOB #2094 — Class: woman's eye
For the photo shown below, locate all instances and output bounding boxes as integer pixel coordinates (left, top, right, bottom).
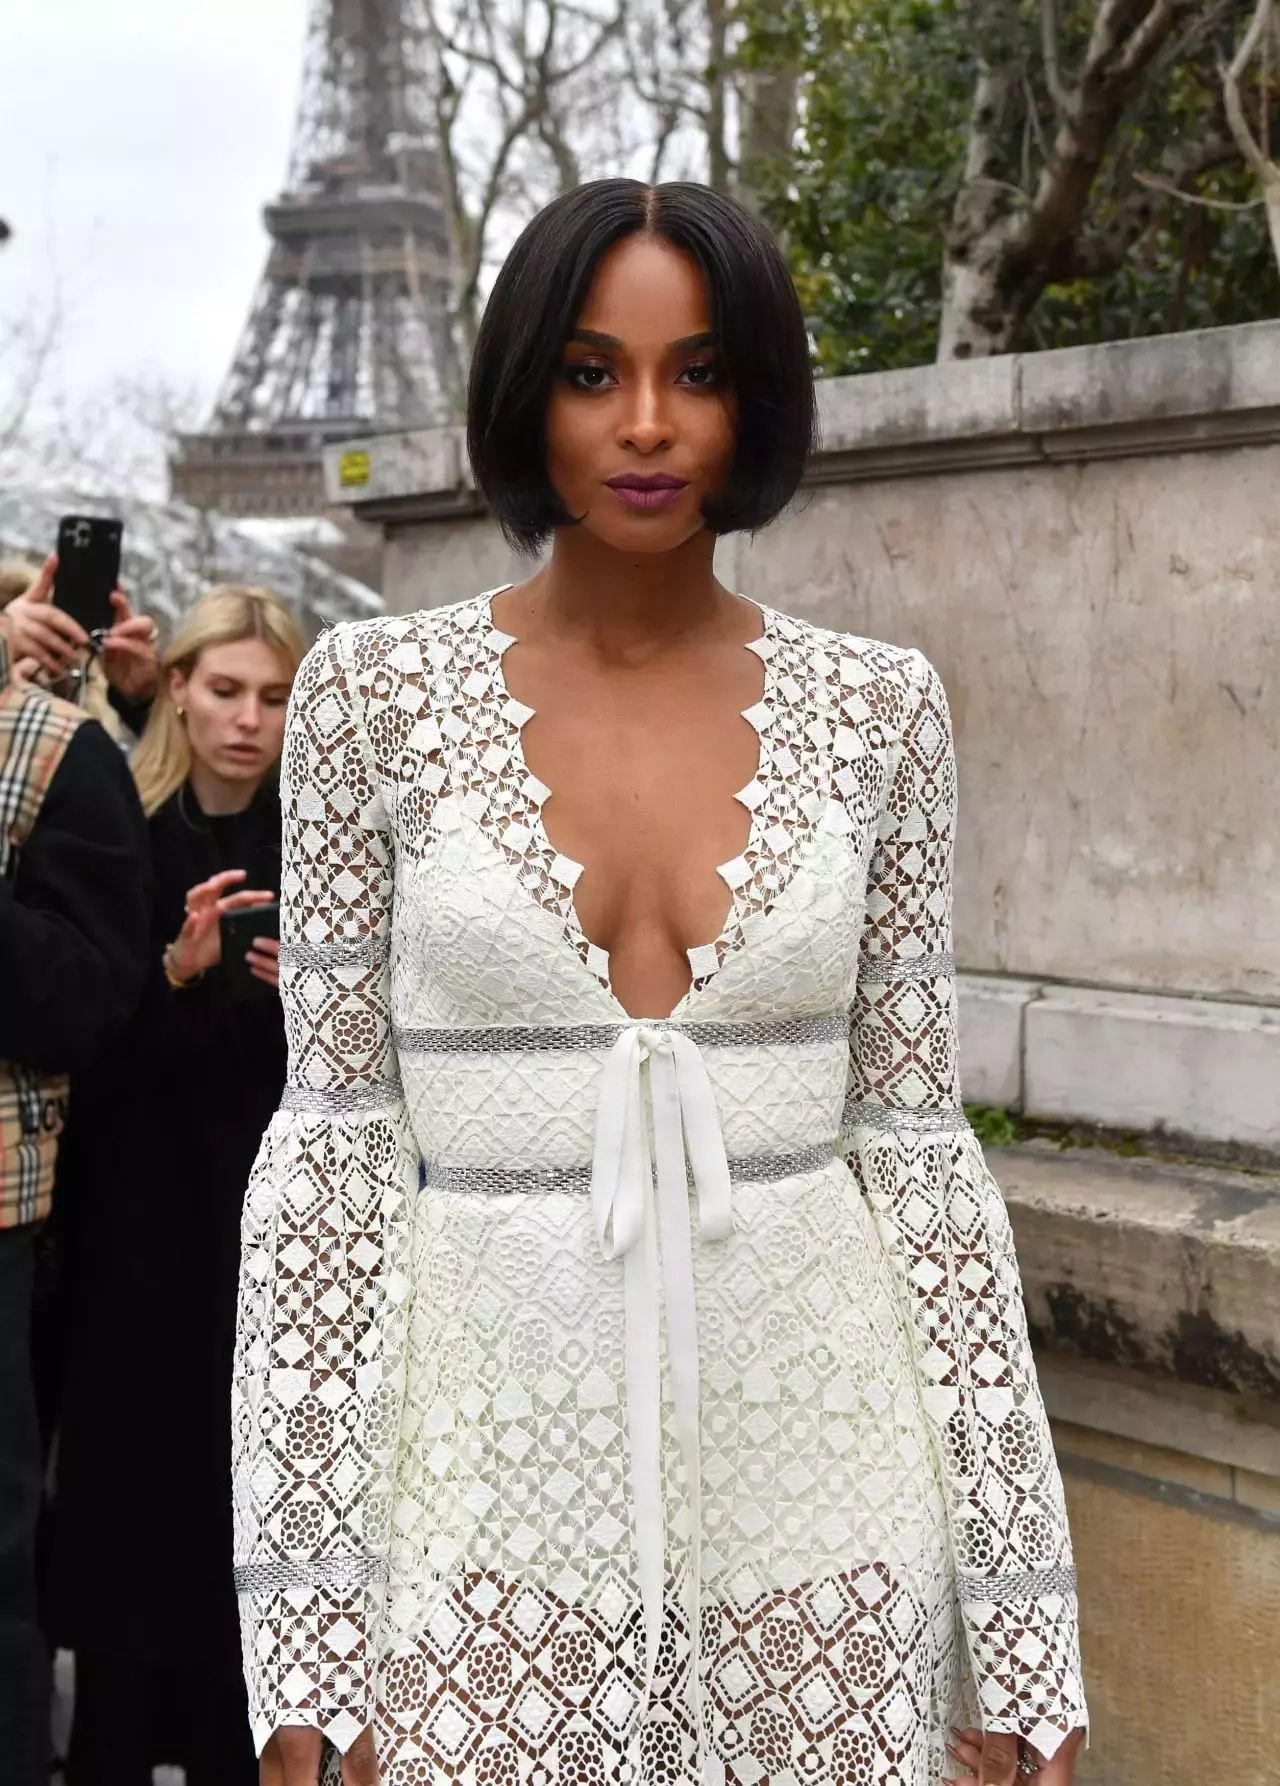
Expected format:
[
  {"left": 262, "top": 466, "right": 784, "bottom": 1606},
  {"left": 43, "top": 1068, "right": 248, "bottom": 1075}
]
[
  {"left": 678, "top": 361, "right": 720, "bottom": 388},
  {"left": 564, "top": 362, "right": 615, "bottom": 390}
]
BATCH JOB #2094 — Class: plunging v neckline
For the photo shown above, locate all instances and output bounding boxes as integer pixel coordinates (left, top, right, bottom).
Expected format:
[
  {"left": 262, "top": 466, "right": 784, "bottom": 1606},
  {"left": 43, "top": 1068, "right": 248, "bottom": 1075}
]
[{"left": 483, "top": 586, "right": 776, "bottom": 1023}]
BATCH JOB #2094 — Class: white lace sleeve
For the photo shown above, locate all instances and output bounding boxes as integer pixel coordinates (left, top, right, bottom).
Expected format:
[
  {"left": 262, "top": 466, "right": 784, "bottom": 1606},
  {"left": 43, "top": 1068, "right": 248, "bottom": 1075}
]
[
  {"left": 232, "top": 625, "right": 417, "bottom": 1757},
  {"left": 841, "top": 651, "right": 1088, "bottom": 1761}
]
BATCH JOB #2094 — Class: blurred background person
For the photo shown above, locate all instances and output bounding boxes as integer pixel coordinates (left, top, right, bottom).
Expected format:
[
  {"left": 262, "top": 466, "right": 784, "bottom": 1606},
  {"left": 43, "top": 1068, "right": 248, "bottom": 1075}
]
[
  {"left": 46, "top": 585, "right": 304, "bottom": 1786},
  {"left": 0, "top": 599, "right": 150, "bottom": 1786}
]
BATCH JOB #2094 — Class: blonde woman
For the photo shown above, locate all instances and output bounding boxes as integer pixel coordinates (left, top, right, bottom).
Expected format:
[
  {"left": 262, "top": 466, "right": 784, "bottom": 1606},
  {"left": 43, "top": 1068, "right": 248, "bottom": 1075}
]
[{"left": 47, "top": 587, "right": 304, "bottom": 1786}]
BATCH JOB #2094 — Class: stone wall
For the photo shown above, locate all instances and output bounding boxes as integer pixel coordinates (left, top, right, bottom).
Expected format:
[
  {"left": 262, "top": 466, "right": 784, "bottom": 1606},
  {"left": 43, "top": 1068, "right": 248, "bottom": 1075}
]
[{"left": 723, "top": 444, "right": 1278, "bottom": 1004}]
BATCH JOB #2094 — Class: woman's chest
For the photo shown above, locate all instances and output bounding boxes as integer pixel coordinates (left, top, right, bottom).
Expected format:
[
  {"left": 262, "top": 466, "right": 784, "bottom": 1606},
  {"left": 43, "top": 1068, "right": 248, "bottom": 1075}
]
[
  {"left": 390, "top": 797, "right": 875, "bottom": 1031},
  {"left": 376, "top": 600, "right": 898, "bottom": 1026}
]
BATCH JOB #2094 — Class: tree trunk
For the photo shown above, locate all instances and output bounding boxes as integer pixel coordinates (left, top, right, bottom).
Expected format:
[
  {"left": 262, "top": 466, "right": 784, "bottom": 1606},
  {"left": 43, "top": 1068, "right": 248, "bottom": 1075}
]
[
  {"left": 936, "top": 63, "right": 1025, "bottom": 358},
  {"left": 737, "top": 59, "right": 800, "bottom": 217},
  {"left": 937, "top": 0, "right": 1206, "bottom": 358},
  {"left": 705, "top": 0, "right": 732, "bottom": 191}
]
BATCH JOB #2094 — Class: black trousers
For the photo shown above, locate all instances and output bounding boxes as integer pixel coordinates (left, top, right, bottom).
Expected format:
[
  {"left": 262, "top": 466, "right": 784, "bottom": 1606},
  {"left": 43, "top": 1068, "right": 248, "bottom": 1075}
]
[{"left": 0, "top": 1222, "right": 51, "bottom": 1786}]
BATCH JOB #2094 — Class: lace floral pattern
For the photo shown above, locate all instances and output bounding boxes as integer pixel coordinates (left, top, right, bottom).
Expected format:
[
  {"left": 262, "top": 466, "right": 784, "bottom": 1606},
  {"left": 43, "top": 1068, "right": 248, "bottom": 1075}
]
[{"left": 233, "top": 598, "right": 1086, "bottom": 1781}]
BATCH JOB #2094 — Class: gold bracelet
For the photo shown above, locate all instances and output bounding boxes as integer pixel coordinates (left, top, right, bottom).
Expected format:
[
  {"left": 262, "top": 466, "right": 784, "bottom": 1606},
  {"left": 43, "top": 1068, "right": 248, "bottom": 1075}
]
[{"left": 163, "top": 944, "right": 204, "bottom": 990}]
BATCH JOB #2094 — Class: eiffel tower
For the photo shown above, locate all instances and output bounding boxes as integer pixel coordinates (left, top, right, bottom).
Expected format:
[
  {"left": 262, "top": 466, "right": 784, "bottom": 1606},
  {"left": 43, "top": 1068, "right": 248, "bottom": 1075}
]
[{"left": 172, "top": 0, "right": 459, "bottom": 519}]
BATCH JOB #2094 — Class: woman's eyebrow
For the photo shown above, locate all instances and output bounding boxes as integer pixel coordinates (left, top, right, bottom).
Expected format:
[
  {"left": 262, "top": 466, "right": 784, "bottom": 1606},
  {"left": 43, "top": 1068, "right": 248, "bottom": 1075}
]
[{"left": 565, "top": 328, "right": 718, "bottom": 353}]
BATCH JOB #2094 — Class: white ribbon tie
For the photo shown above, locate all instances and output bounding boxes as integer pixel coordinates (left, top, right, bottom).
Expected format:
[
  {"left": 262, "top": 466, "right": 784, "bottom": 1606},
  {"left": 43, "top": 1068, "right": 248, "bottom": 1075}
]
[{"left": 589, "top": 1023, "right": 734, "bottom": 1737}]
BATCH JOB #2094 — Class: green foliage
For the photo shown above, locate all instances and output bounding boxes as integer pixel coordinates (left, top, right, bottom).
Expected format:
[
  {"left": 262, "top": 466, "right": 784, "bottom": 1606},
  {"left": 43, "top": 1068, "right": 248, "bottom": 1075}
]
[
  {"left": 964, "top": 1105, "right": 1022, "bottom": 1149},
  {"left": 739, "top": 0, "right": 1280, "bottom": 371}
]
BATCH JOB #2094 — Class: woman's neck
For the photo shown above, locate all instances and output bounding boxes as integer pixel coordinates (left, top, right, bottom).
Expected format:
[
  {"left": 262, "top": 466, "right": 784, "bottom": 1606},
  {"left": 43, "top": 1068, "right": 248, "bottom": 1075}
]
[
  {"left": 187, "top": 758, "right": 262, "bottom": 817},
  {"left": 519, "top": 527, "right": 739, "bottom": 658}
]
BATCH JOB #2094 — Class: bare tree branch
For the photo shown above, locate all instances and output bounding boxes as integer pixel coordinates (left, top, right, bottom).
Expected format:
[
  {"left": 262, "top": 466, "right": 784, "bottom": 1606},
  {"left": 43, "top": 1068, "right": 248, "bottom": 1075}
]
[
  {"left": 1223, "top": 0, "right": 1275, "bottom": 176},
  {"left": 1060, "top": 130, "right": 1240, "bottom": 276},
  {"left": 1041, "top": 0, "right": 1071, "bottom": 111},
  {"left": 420, "top": 0, "right": 631, "bottom": 351},
  {"left": 1134, "top": 168, "right": 1266, "bottom": 207},
  {"left": 1221, "top": 0, "right": 1280, "bottom": 267}
]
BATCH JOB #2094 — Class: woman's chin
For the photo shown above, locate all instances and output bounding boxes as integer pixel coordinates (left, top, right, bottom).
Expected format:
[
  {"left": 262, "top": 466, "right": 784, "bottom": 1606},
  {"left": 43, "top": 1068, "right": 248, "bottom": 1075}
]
[
  {"left": 212, "top": 752, "right": 266, "bottom": 781},
  {"left": 579, "top": 509, "right": 707, "bottom": 556}
]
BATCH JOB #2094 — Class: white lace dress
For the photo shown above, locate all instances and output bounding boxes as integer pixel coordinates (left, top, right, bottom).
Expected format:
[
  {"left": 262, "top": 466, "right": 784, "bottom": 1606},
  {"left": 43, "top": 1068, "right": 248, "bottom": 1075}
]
[{"left": 233, "top": 591, "right": 1087, "bottom": 1786}]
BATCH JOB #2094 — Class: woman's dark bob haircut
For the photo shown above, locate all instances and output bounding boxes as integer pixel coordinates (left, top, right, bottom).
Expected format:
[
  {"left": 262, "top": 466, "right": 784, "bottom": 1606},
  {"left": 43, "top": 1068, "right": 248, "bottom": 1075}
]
[{"left": 467, "top": 180, "right": 818, "bottom": 553}]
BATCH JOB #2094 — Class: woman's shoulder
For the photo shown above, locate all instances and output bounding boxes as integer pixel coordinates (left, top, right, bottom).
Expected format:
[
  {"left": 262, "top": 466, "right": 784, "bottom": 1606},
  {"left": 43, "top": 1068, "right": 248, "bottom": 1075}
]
[
  {"left": 760, "top": 602, "right": 939, "bottom": 710},
  {"left": 299, "top": 591, "right": 496, "bottom": 699}
]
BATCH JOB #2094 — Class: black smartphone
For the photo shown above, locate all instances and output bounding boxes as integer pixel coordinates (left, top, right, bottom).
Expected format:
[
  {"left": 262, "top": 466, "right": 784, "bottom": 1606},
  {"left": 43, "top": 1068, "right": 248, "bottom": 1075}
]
[
  {"left": 219, "top": 902, "right": 280, "bottom": 1003},
  {"left": 53, "top": 515, "right": 123, "bottom": 636}
]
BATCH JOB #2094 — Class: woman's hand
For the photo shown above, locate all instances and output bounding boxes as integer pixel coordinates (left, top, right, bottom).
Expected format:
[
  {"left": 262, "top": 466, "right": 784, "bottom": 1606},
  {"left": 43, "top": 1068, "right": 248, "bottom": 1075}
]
[
  {"left": 248, "top": 933, "right": 281, "bottom": 991},
  {"left": 260, "top": 1724, "right": 379, "bottom": 1784},
  {"left": 166, "top": 869, "right": 275, "bottom": 985},
  {"left": 4, "top": 555, "right": 88, "bottom": 680},
  {"left": 3, "top": 555, "right": 158, "bottom": 699},
  {"left": 944, "top": 1725, "right": 1084, "bottom": 1786},
  {"left": 101, "top": 586, "right": 160, "bottom": 702}
]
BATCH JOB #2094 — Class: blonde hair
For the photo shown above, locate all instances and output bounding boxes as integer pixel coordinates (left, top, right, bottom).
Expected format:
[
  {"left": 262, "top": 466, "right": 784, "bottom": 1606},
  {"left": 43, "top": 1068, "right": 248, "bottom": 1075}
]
[
  {"left": 131, "top": 585, "right": 305, "bottom": 817},
  {"left": 0, "top": 560, "right": 39, "bottom": 610}
]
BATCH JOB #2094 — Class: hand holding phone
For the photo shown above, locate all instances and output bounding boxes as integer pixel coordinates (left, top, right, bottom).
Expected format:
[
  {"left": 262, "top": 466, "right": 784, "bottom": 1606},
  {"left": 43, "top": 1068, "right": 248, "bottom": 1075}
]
[
  {"left": 3, "top": 554, "right": 90, "bottom": 681},
  {"left": 165, "top": 872, "right": 275, "bottom": 988}
]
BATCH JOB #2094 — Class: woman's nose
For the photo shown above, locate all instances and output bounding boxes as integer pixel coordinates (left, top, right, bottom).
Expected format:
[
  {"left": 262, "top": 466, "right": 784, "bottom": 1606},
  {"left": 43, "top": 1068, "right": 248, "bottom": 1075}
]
[{"left": 620, "top": 375, "right": 671, "bottom": 453}]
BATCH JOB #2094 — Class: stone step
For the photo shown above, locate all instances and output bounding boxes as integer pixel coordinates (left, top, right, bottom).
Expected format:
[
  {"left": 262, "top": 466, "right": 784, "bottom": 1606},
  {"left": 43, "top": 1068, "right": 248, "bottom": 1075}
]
[{"left": 994, "top": 1138, "right": 1280, "bottom": 1413}]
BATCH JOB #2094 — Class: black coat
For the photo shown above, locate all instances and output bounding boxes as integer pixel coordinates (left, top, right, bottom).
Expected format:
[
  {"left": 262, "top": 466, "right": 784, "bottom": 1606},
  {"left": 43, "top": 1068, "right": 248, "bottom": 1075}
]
[{"left": 50, "top": 779, "right": 286, "bottom": 1675}]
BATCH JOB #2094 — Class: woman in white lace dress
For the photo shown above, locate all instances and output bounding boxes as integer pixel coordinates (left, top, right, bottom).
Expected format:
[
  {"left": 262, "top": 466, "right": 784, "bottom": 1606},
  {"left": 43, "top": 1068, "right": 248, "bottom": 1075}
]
[{"left": 234, "top": 182, "right": 1087, "bottom": 1786}]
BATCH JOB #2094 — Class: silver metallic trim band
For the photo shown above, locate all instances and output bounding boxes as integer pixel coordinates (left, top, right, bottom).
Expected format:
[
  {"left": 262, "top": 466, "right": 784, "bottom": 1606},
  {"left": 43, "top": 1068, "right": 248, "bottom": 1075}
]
[
  {"left": 842, "top": 1098, "right": 970, "bottom": 1136},
  {"left": 279, "top": 936, "right": 389, "bottom": 968},
  {"left": 858, "top": 950, "right": 956, "bottom": 985},
  {"left": 234, "top": 1556, "right": 389, "bottom": 1596},
  {"left": 421, "top": 1140, "right": 838, "bottom": 1197},
  {"left": 394, "top": 1013, "right": 850, "bottom": 1054},
  {"left": 280, "top": 1081, "right": 402, "bottom": 1115},
  {"left": 959, "top": 1563, "right": 1078, "bottom": 1604}
]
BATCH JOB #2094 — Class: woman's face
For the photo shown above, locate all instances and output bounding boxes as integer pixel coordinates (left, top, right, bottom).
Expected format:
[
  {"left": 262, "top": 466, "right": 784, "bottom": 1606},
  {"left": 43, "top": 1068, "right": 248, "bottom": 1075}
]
[
  {"left": 544, "top": 233, "right": 737, "bottom": 556},
  {"left": 170, "top": 638, "right": 292, "bottom": 789}
]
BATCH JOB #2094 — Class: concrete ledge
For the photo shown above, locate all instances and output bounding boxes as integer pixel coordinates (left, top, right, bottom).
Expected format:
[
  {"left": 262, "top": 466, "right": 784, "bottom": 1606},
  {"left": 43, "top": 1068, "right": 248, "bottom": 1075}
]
[
  {"left": 326, "top": 318, "right": 1280, "bottom": 513},
  {"left": 1024, "top": 984, "right": 1280, "bottom": 1151},
  {"left": 956, "top": 973, "right": 1040, "bottom": 1108},
  {"left": 998, "top": 1140, "right": 1280, "bottom": 1398},
  {"left": 1019, "top": 317, "right": 1280, "bottom": 438}
]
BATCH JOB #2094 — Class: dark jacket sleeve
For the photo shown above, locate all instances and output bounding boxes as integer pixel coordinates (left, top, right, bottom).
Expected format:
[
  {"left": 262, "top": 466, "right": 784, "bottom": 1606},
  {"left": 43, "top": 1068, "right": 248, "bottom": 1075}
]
[
  {"left": 0, "top": 720, "right": 151, "bottom": 1072},
  {"left": 107, "top": 685, "right": 153, "bottom": 738}
]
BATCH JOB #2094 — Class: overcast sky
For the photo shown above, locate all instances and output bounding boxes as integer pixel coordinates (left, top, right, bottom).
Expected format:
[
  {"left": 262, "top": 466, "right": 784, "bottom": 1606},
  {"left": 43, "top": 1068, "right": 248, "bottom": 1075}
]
[{"left": 2, "top": 0, "right": 311, "bottom": 432}]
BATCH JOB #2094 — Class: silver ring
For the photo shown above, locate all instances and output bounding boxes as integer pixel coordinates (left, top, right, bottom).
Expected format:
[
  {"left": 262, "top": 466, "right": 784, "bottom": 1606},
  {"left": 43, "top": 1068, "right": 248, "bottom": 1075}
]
[{"left": 1017, "top": 1753, "right": 1040, "bottom": 1778}]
